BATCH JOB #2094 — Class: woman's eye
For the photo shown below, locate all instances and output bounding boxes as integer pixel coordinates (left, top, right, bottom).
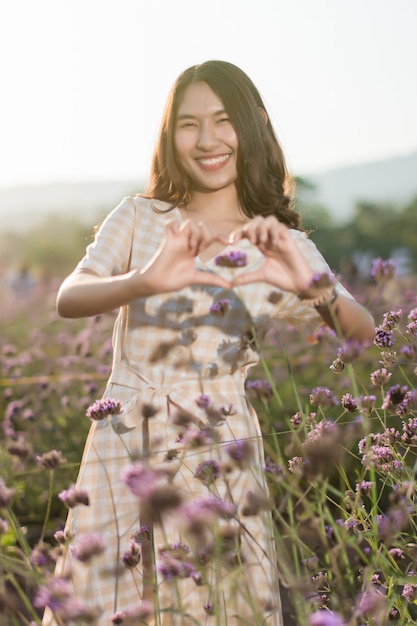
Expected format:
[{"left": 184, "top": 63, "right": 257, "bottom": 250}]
[{"left": 218, "top": 117, "right": 230, "bottom": 124}]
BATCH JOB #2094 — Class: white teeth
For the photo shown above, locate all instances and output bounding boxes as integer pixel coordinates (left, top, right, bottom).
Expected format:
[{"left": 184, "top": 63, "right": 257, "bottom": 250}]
[{"left": 198, "top": 155, "right": 230, "bottom": 165}]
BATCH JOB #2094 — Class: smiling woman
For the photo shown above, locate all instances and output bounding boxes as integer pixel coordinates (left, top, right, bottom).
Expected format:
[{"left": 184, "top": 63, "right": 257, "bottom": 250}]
[{"left": 44, "top": 60, "right": 375, "bottom": 626}]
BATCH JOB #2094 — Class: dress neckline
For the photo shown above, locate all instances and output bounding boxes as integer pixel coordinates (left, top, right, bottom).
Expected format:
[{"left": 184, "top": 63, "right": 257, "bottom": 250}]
[{"left": 172, "top": 206, "right": 250, "bottom": 266}]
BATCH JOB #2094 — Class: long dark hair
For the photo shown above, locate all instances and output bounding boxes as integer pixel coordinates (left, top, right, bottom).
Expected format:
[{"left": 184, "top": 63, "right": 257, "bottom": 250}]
[{"left": 143, "top": 60, "right": 302, "bottom": 230}]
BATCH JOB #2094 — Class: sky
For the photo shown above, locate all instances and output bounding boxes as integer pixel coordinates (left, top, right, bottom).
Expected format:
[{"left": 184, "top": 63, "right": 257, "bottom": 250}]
[{"left": 1, "top": 0, "right": 416, "bottom": 188}]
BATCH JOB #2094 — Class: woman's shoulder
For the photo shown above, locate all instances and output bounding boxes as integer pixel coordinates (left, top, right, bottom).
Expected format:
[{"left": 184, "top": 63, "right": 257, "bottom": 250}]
[{"left": 130, "top": 195, "right": 173, "bottom": 215}]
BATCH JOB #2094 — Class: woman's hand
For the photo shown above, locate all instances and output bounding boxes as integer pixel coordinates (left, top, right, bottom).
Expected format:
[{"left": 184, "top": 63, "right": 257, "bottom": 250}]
[
  {"left": 229, "top": 215, "right": 314, "bottom": 295},
  {"left": 135, "top": 219, "right": 232, "bottom": 294},
  {"left": 230, "top": 215, "right": 375, "bottom": 344},
  {"left": 57, "top": 220, "right": 231, "bottom": 318}
]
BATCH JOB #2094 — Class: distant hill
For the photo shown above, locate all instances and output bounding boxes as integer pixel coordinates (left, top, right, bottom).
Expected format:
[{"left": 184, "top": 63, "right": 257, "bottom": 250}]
[
  {"left": 307, "top": 150, "right": 417, "bottom": 222},
  {"left": 0, "top": 180, "right": 143, "bottom": 233},
  {"left": 0, "top": 150, "right": 416, "bottom": 233}
]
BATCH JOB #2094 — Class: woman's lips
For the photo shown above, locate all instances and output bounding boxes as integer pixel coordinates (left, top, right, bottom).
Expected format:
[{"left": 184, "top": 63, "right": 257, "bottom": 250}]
[{"left": 196, "top": 154, "right": 231, "bottom": 170}]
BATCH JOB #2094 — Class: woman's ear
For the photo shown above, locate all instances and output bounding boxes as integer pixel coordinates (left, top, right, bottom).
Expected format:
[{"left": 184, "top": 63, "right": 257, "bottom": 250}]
[{"left": 258, "top": 107, "right": 268, "bottom": 125}]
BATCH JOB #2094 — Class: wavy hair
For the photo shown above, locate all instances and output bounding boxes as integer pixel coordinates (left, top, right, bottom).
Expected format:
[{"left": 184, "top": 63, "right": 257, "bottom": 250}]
[{"left": 143, "top": 60, "right": 302, "bottom": 230}]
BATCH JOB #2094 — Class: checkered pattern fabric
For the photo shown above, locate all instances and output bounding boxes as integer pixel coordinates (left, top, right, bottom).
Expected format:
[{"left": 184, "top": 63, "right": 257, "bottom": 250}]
[{"left": 43, "top": 197, "right": 351, "bottom": 626}]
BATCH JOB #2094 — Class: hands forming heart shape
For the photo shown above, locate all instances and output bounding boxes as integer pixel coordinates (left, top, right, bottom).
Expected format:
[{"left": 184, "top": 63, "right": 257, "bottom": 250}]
[{"left": 139, "top": 216, "right": 316, "bottom": 298}]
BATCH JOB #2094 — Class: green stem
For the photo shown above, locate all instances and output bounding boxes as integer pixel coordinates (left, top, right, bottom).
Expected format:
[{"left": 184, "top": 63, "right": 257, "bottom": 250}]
[{"left": 40, "top": 469, "right": 54, "bottom": 542}]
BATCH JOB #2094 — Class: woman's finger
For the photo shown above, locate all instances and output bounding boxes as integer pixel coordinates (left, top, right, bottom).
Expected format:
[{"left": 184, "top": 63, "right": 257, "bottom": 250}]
[
  {"left": 193, "top": 270, "right": 232, "bottom": 289},
  {"left": 165, "top": 219, "right": 181, "bottom": 235},
  {"left": 232, "top": 268, "right": 266, "bottom": 286}
]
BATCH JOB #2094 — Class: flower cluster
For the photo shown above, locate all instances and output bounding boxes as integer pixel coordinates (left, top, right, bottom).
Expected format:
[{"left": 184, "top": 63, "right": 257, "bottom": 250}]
[
  {"left": 2, "top": 255, "right": 417, "bottom": 626},
  {"left": 214, "top": 250, "right": 247, "bottom": 267},
  {"left": 85, "top": 397, "right": 123, "bottom": 421}
]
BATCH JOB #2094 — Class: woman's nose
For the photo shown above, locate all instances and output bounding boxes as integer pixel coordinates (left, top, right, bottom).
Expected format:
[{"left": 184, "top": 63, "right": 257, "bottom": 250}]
[{"left": 196, "top": 123, "right": 218, "bottom": 150}]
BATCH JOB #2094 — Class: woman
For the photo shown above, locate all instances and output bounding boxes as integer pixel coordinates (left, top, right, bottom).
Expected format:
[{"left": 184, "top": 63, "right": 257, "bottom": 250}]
[{"left": 45, "top": 61, "right": 375, "bottom": 626}]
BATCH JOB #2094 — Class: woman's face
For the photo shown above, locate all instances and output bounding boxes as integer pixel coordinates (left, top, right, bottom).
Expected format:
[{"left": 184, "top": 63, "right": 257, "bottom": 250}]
[{"left": 174, "top": 81, "right": 239, "bottom": 194}]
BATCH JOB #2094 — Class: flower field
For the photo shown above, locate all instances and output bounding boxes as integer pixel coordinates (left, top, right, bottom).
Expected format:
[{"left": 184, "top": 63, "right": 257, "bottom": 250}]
[{"left": 1, "top": 262, "right": 417, "bottom": 625}]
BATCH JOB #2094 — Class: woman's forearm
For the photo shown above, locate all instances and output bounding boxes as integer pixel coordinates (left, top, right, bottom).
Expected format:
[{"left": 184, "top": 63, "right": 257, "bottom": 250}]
[
  {"left": 318, "top": 293, "right": 375, "bottom": 344},
  {"left": 56, "top": 269, "right": 150, "bottom": 318}
]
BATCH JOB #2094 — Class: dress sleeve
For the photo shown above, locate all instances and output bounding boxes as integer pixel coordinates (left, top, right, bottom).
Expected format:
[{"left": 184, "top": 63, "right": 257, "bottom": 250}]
[
  {"left": 272, "top": 230, "right": 354, "bottom": 338},
  {"left": 76, "top": 196, "right": 136, "bottom": 277}
]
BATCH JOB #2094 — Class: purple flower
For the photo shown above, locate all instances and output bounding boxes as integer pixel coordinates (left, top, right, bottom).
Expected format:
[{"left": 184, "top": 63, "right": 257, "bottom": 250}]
[
  {"left": 382, "top": 384, "right": 408, "bottom": 410},
  {"left": 241, "top": 489, "right": 271, "bottom": 516},
  {"left": 246, "top": 379, "right": 273, "bottom": 400},
  {"left": 408, "top": 307, "right": 417, "bottom": 321},
  {"left": 58, "top": 485, "right": 90, "bottom": 508},
  {"left": 209, "top": 299, "right": 231, "bottom": 316},
  {"left": 356, "top": 585, "right": 387, "bottom": 617},
  {"left": 0, "top": 479, "right": 15, "bottom": 507},
  {"left": 36, "top": 449, "right": 66, "bottom": 469},
  {"left": 402, "top": 582, "right": 417, "bottom": 602},
  {"left": 30, "top": 541, "right": 58, "bottom": 570},
  {"left": 6, "top": 434, "right": 31, "bottom": 460},
  {"left": 337, "top": 338, "right": 369, "bottom": 363},
  {"left": 309, "top": 272, "right": 334, "bottom": 289},
  {"left": 195, "top": 393, "right": 211, "bottom": 409},
  {"left": 388, "top": 548, "right": 405, "bottom": 560},
  {"left": 329, "top": 358, "right": 344, "bottom": 373},
  {"left": 379, "top": 349, "right": 398, "bottom": 367},
  {"left": 341, "top": 393, "right": 358, "bottom": 413},
  {"left": 382, "top": 309, "right": 402, "bottom": 330},
  {"left": 288, "top": 456, "right": 304, "bottom": 474},
  {"left": 370, "top": 368, "right": 392, "bottom": 386},
  {"left": 86, "top": 397, "right": 123, "bottom": 421},
  {"left": 401, "top": 344, "right": 417, "bottom": 360},
  {"left": 290, "top": 412, "right": 303, "bottom": 428},
  {"left": 178, "top": 497, "right": 237, "bottom": 537},
  {"left": 122, "top": 463, "right": 182, "bottom": 518},
  {"left": 111, "top": 602, "right": 152, "bottom": 625},
  {"left": 121, "top": 463, "right": 160, "bottom": 499},
  {"left": 398, "top": 397, "right": 415, "bottom": 416},
  {"left": 358, "top": 395, "right": 376, "bottom": 415},
  {"left": 220, "top": 404, "right": 236, "bottom": 416},
  {"left": 132, "top": 524, "right": 151, "bottom": 543},
  {"left": 214, "top": 250, "right": 247, "bottom": 267},
  {"left": 304, "top": 419, "right": 339, "bottom": 444},
  {"left": 34, "top": 577, "right": 72, "bottom": 612},
  {"left": 405, "top": 320, "right": 417, "bottom": 336},
  {"left": 158, "top": 551, "right": 197, "bottom": 580},
  {"left": 70, "top": 533, "right": 106, "bottom": 562},
  {"left": 309, "top": 609, "right": 346, "bottom": 626},
  {"left": 203, "top": 602, "right": 215, "bottom": 615},
  {"left": 402, "top": 416, "right": 417, "bottom": 444},
  {"left": 355, "top": 480, "right": 374, "bottom": 496},
  {"left": 0, "top": 518, "right": 9, "bottom": 534},
  {"left": 54, "top": 529, "right": 73, "bottom": 545},
  {"left": 195, "top": 460, "right": 221, "bottom": 486},
  {"left": 309, "top": 387, "right": 338, "bottom": 408},
  {"left": 374, "top": 325, "right": 395, "bottom": 348},
  {"left": 182, "top": 427, "right": 219, "bottom": 448},
  {"left": 361, "top": 444, "right": 399, "bottom": 473},
  {"left": 225, "top": 439, "right": 254, "bottom": 468},
  {"left": 122, "top": 541, "right": 141, "bottom": 568},
  {"left": 371, "top": 257, "right": 396, "bottom": 282}
]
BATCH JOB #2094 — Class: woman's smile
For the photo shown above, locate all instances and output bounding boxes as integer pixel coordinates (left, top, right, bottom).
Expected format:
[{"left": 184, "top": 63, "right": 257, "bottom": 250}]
[{"left": 196, "top": 153, "right": 232, "bottom": 170}]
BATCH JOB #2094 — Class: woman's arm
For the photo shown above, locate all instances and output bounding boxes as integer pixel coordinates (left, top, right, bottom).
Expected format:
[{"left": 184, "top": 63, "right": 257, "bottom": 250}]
[
  {"left": 57, "top": 268, "right": 145, "bottom": 318},
  {"left": 231, "top": 216, "right": 375, "bottom": 344},
  {"left": 314, "top": 293, "right": 375, "bottom": 344}
]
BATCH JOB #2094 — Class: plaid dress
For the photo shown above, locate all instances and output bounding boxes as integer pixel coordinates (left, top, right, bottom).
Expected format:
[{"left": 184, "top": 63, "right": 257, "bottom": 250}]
[{"left": 43, "top": 197, "right": 350, "bottom": 626}]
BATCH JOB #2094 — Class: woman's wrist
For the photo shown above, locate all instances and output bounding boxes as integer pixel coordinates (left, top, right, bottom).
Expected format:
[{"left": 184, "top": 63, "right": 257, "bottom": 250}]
[
  {"left": 298, "top": 284, "right": 338, "bottom": 309},
  {"left": 297, "top": 273, "right": 338, "bottom": 308}
]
